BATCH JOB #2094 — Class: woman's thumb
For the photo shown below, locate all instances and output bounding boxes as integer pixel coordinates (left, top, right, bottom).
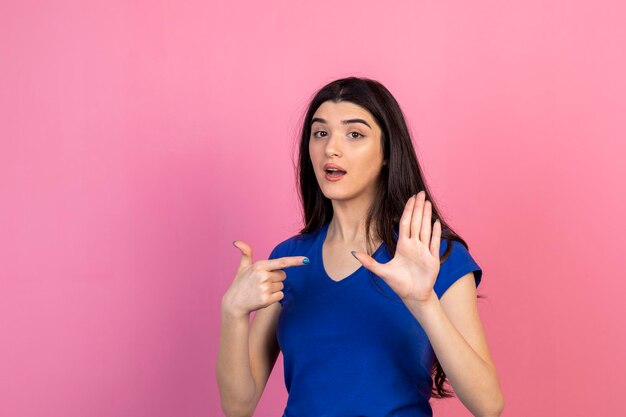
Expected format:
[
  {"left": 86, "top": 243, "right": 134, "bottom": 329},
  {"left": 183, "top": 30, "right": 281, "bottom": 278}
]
[
  {"left": 233, "top": 240, "right": 253, "bottom": 269},
  {"left": 351, "top": 251, "right": 384, "bottom": 277}
]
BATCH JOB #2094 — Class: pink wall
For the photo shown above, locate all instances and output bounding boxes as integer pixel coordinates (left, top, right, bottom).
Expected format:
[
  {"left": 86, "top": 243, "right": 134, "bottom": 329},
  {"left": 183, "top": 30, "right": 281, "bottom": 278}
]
[{"left": 1, "top": 1, "right": 624, "bottom": 416}]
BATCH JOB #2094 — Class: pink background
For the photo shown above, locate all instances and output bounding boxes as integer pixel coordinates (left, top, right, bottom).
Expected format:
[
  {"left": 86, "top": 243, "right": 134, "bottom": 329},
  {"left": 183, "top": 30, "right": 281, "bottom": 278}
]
[{"left": 1, "top": 1, "right": 624, "bottom": 416}]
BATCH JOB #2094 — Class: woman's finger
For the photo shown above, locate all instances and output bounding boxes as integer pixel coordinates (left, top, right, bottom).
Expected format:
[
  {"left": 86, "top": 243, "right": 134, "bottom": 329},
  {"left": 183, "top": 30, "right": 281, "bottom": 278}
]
[
  {"left": 270, "top": 281, "right": 284, "bottom": 293},
  {"left": 258, "top": 256, "right": 309, "bottom": 272},
  {"left": 399, "top": 194, "right": 417, "bottom": 241},
  {"left": 430, "top": 219, "right": 442, "bottom": 259},
  {"left": 410, "top": 191, "right": 426, "bottom": 240},
  {"left": 352, "top": 251, "right": 385, "bottom": 279},
  {"left": 420, "top": 200, "right": 432, "bottom": 246},
  {"left": 233, "top": 240, "right": 254, "bottom": 270},
  {"left": 268, "top": 270, "right": 287, "bottom": 282}
]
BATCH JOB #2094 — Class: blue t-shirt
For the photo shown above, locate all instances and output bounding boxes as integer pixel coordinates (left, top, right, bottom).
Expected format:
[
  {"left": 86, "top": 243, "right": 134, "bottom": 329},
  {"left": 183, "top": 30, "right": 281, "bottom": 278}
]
[{"left": 268, "top": 222, "right": 482, "bottom": 417}]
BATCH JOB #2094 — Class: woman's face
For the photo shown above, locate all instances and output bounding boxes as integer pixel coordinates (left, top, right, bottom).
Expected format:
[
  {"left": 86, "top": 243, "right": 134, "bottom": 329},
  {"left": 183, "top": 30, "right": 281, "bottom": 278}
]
[{"left": 309, "top": 100, "right": 385, "bottom": 203}]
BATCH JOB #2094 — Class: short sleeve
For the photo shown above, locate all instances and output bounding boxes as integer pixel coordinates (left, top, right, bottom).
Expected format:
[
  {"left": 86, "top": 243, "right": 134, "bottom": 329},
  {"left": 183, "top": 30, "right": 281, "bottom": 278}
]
[
  {"left": 434, "top": 239, "right": 483, "bottom": 299},
  {"left": 268, "top": 244, "right": 282, "bottom": 261}
]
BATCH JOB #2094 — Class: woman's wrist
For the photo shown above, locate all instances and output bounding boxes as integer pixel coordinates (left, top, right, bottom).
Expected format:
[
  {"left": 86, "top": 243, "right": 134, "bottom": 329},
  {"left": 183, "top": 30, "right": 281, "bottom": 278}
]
[
  {"left": 221, "top": 293, "right": 249, "bottom": 320},
  {"left": 401, "top": 290, "right": 440, "bottom": 318}
]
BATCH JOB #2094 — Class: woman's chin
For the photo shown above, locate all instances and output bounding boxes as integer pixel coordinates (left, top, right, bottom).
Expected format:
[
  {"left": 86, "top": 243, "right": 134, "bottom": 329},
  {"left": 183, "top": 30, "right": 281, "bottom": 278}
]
[{"left": 321, "top": 190, "right": 356, "bottom": 202}]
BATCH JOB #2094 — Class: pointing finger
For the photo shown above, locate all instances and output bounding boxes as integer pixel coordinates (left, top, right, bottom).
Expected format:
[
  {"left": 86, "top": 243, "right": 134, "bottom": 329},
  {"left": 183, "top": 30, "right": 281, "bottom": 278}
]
[{"left": 259, "top": 256, "right": 310, "bottom": 271}]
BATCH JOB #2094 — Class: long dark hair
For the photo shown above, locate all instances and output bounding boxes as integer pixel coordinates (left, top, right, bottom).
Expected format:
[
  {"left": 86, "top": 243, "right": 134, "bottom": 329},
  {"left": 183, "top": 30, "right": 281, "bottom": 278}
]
[{"left": 292, "top": 76, "right": 483, "bottom": 399}]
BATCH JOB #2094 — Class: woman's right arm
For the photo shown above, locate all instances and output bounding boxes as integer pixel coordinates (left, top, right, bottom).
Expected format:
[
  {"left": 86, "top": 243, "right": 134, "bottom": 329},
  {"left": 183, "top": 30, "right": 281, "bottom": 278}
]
[
  {"left": 217, "top": 297, "right": 282, "bottom": 417},
  {"left": 216, "top": 240, "right": 306, "bottom": 417}
]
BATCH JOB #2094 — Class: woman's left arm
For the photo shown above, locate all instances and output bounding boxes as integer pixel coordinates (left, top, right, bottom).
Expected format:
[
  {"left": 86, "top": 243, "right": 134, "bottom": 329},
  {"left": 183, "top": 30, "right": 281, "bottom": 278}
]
[
  {"left": 403, "top": 275, "right": 505, "bottom": 417},
  {"left": 353, "top": 192, "right": 505, "bottom": 417}
]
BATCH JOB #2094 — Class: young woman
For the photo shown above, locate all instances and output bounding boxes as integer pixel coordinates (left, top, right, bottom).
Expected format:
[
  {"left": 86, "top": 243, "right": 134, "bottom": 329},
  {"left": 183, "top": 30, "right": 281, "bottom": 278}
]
[{"left": 217, "top": 77, "right": 504, "bottom": 417}]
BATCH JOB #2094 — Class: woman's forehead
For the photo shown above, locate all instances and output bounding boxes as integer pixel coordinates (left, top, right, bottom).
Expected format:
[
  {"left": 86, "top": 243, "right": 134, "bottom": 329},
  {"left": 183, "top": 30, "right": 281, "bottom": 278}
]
[{"left": 312, "top": 101, "right": 375, "bottom": 125}]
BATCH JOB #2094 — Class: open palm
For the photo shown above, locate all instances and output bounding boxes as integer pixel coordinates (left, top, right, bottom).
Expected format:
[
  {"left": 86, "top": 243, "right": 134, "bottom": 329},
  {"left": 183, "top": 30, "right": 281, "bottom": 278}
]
[{"left": 354, "top": 191, "right": 441, "bottom": 303}]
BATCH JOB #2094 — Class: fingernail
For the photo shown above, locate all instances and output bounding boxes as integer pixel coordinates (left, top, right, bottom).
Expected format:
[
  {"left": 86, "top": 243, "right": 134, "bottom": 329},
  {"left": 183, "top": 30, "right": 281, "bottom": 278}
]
[
  {"left": 302, "top": 257, "right": 310, "bottom": 264},
  {"left": 232, "top": 240, "right": 238, "bottom": 247},
  {"left": 351, "top": 251, "right": 357, "bottom": 259}
]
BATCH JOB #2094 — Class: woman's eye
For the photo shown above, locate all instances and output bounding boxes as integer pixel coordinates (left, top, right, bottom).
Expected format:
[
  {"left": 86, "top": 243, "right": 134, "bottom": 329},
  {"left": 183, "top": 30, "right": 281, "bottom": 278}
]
[{"left": 312, "top": 131, "right": 363, "bottom": 139}]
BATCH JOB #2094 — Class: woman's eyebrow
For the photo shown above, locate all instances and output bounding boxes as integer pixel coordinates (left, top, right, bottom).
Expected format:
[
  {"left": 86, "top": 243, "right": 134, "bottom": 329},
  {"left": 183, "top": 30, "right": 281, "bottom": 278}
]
[{"left": 311, "top": 117, "right": 371, "bottom": 129}]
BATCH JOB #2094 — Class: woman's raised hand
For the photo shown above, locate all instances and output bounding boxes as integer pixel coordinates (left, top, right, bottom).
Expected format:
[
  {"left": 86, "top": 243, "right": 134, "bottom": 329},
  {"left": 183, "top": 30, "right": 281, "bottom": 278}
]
[
  {"left": 222, "top": 241, "right": 308, "bottom": 318},
  {"left": 353, "top": 191, "right": 442, "bottom": 304}
]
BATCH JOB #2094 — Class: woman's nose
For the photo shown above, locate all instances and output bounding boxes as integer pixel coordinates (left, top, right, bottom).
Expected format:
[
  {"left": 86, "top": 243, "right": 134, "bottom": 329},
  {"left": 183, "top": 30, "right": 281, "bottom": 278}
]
[{"left": 324, "top": 133, "right": 341, "bottom": 157}]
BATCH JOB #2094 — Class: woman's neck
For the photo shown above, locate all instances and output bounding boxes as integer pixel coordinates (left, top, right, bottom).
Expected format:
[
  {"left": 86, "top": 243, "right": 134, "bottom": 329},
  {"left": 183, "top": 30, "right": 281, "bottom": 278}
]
[{"left": 327, "top": 196, "right": 378, "bottom": 246}]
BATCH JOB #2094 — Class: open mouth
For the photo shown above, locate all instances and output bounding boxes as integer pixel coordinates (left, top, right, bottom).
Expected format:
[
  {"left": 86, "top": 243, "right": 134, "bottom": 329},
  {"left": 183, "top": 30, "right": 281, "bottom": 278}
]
[{"left": 325, "top": 168, "right": 347, "bottom": 178}]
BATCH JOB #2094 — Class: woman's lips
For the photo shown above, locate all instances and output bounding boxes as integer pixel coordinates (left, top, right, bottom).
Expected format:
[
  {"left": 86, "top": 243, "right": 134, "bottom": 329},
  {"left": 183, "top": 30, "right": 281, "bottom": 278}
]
[{"left": 324, "top": 171, "right": 346, "bottom": 182}]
